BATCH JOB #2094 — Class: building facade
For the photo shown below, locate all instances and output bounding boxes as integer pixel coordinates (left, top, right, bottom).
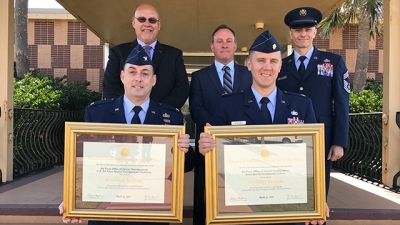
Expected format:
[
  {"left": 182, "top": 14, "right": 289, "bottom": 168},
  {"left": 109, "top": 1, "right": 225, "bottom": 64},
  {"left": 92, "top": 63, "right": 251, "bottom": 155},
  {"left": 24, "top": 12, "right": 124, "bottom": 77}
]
[{"left": 26, "top": 17, "right": 383, "bottom": 93}]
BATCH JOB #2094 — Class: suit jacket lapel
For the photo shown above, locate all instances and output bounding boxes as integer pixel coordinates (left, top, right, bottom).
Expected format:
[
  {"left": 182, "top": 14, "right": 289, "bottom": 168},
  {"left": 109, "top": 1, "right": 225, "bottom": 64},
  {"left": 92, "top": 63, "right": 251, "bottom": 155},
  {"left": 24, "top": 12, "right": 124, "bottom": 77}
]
[
  {"left": 273, "top": 89, "right": 290, "bottom": 124},
  {"left": 243, "top": 88, "right": 265, "bottom": 124},
  {"left": 109, "top": 96, "right": 128, "bottom": 123},
  {"left": 286, "top": 54, "right": 301, "bottom": 81},
  {"left": 209, "top": 63, "right": 224, "bottom": 95},
  {"left": 232, "top": 63, "right": 243, "bottom": 93},
  {"left": 143, "top": 100, "right": 161, "bottom": 124},
  {"left": 130, "top": 39, "right": 139, "bottom": 49},
  {"left": 152, "top": 42, "right": 164, "bottom": 72}
]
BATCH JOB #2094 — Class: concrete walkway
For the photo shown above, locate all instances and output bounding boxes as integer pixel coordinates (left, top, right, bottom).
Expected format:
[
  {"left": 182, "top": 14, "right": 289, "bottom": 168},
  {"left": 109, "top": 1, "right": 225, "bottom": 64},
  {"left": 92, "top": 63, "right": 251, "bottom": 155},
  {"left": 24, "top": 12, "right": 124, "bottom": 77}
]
[{"left": 1, "top": 167, "right": 400, "bottom": 224}]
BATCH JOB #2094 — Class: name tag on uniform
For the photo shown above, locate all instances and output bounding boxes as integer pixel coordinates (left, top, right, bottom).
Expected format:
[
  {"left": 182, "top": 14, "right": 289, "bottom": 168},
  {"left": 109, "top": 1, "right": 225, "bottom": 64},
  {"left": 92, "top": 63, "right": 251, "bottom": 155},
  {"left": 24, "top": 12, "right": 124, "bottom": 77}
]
[{"left": 231, "top": 121, "right": 246, "bottom": 125}]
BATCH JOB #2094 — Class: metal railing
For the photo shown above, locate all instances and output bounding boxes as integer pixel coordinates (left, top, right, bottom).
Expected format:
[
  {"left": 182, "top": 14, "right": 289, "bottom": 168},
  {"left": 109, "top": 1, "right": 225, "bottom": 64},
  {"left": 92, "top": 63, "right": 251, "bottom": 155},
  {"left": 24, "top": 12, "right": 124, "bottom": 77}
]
[
  {"left": 13, "top": 108, "right": 84, "bottom": 178},
  {"left": 333, "top": 112, "right": 382, "bottom": 183},
  {"left": 10, "top": 109, "right": 383, "bottom": 183}
]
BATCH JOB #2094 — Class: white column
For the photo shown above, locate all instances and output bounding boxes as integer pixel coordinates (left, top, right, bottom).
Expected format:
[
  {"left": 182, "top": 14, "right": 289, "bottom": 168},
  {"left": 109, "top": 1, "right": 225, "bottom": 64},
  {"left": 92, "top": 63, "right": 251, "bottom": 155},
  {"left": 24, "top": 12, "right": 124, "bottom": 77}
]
[
  {"left": 104, "top": 42, "right": 109, "bottom": 68},
  {"left": 0, "top": 0, "right": 14, "bottom": 182},
  {"left": 382, "top": 0, "right": 400, "bottom": 187}
]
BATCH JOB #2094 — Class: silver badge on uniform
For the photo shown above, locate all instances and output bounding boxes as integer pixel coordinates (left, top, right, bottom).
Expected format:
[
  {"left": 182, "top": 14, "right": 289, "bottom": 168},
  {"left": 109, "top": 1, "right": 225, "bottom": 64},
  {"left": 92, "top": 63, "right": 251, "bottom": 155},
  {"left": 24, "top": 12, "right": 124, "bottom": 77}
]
[
  {"left": 291, "top": 110, "right": 298, "bottom": 116},
  {"left": 163, "top": 113, "right": 170, "bottom": 118}
]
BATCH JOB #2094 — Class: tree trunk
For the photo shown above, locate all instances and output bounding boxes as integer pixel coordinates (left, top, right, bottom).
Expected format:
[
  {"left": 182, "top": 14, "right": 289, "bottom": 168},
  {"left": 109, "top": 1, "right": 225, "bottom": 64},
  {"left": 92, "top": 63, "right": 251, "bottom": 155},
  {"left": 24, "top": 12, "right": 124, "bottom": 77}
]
[
  {"left": 352, "top": 15, "right": 370, "bottom": 93},
  {"left": 15, "top": 0, "right": 29, "bottom": 78}
]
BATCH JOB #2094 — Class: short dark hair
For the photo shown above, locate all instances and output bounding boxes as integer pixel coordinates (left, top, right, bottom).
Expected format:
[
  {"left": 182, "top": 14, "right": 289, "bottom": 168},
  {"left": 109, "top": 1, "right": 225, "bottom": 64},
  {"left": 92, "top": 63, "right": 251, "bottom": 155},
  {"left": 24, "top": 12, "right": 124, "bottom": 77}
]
[{"left": 211, "top": 24, "right": 236, "bottom": 43}]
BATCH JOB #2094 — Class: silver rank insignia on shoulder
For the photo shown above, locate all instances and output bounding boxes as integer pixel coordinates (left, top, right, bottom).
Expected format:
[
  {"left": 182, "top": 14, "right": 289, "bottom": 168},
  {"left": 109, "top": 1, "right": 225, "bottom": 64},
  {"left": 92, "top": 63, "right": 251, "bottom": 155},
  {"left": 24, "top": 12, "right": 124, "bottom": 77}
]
[
  {"left": 115, "top": 108, "right": 119, "bottom": 111},
  {"left": 163, "top": 113, "right": 170, "bottom": 118},
  {"left": 291, "top": 110, "right": 298, "bottom": 116},
  {"left": 90, "top": 102, "right": 94, "bottom": 105}
]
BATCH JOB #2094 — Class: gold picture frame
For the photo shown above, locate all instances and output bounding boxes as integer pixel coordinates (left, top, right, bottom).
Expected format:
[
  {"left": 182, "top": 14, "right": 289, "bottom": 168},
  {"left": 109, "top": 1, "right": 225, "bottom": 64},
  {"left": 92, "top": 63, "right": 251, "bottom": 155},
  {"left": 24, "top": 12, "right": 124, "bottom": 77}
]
[
  {"left": 204, "top": 124, "right": 326, "bottom": 224},
  {"left": 63, "top": 122, "right": 185, "bottom": 223}
]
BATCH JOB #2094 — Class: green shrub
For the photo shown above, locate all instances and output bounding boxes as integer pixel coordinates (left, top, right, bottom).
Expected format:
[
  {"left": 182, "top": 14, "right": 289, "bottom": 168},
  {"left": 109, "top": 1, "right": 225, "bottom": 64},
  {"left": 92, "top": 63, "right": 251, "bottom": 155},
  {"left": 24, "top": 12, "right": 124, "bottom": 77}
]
[
  {"left": 349, "top": 79, "right": 383, "bottom": 113},
  {"left": 14, "top": 70, "right": 102, "bottom": 111}
]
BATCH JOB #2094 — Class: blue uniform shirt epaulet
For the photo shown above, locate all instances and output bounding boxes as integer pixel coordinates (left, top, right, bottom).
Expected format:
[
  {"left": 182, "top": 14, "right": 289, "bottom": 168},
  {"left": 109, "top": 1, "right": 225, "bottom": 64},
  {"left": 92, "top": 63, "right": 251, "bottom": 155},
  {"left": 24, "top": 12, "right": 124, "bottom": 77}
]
[
  {"left": 87, "top": 98, "right": 114, "bottom": 107},
  {"left": 158, "top": 102, "right": 181, "bottom": 112},
  {"left": 283, "top": 91, "right": 308, "bottom": 98}
]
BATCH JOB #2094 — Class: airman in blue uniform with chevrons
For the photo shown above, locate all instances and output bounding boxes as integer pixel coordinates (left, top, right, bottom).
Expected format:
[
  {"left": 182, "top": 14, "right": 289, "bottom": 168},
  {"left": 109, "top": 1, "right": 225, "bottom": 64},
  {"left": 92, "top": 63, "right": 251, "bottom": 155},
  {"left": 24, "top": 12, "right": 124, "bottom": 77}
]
[{"left": 277, "top": 7, "right": 350, "bottom": 200}]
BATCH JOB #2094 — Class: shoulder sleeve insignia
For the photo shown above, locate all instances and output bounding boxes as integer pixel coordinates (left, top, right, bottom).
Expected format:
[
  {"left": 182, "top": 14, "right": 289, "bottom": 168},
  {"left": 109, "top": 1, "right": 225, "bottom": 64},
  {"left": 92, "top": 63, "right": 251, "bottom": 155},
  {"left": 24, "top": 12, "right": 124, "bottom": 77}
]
[{"left": 343, "top": 70, "right": 350, "bottom": 94}]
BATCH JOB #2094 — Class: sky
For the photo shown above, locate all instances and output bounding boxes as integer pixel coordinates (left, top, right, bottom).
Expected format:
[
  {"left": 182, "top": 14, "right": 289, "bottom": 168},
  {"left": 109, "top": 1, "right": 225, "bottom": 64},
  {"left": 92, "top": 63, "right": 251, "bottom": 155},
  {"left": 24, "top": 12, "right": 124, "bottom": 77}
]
[{"left": 28, "top": 0, "right": 63, "bottom": 8}]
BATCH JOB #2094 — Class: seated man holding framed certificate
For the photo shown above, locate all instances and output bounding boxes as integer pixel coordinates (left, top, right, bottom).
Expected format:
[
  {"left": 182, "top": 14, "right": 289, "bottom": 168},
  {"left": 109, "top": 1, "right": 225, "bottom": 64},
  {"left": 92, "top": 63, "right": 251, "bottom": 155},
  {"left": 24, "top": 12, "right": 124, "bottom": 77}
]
[
  {"left": 59, "top": 44, "right": 196, "bottom": 225},
  {"left": 198, "top": 30, "right": 328, "bottom": 225}
]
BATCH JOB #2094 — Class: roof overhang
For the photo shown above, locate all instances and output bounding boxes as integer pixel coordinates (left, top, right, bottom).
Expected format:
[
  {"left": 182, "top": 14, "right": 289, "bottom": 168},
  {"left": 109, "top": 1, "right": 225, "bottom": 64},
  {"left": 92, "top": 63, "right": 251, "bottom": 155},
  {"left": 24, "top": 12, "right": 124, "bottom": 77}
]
[{"left": 56, "top": 0, "right": 345, "bottom": 53}]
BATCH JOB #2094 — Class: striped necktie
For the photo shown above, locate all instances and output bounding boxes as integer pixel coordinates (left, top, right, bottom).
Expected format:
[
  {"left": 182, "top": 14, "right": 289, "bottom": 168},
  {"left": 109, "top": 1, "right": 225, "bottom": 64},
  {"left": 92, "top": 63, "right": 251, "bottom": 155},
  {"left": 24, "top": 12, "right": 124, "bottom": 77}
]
[
  {"left": 223, "top": 66, "right": 233, "bottom": 94},
  {"left": 143, "top": 45, "right": 152, "bottom": 59}
]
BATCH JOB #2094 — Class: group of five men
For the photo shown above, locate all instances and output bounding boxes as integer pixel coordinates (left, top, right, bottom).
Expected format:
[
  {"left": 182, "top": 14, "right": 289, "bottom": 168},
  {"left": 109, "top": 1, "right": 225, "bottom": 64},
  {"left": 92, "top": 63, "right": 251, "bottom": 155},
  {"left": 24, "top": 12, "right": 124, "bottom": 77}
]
[{"left": 59, "top": 3, "right": 349, "bottom": 225}]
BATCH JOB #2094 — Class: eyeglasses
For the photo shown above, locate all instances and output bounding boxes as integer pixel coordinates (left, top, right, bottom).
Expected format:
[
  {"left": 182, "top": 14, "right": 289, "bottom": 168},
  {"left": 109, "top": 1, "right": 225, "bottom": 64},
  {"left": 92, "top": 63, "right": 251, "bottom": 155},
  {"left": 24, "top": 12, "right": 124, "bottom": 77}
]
[{"left": 134, "top": 17, "right": 160, "bottom": 24}]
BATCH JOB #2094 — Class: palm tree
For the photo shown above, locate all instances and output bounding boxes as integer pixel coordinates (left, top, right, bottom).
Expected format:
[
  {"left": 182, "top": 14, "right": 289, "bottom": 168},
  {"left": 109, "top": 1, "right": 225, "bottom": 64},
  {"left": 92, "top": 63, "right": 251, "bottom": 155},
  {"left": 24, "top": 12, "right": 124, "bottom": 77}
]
[
  {"left": 318, "top": 0, "right": 383, "bottom": 93},
  {"left": 15, "top": 0, "right": 29, "bottom": 78}
]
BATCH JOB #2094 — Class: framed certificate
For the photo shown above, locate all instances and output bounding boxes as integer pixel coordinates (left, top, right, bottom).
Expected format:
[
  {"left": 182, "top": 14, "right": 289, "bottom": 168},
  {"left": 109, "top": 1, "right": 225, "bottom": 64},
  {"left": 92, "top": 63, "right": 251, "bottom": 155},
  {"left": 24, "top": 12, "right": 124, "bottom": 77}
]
[
  {"left": 204, "top": 124, "right": 326, "bottom": 224},
  {"left": 63, "top": 122, "right": 185, "bottom": 223}
]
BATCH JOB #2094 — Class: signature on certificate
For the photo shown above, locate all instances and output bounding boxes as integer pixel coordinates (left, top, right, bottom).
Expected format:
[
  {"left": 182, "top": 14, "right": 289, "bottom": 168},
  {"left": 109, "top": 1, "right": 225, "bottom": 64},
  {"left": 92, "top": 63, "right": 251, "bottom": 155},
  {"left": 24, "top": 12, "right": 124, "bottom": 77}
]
[
  {"left": 144, "top": 195, "right": 161, "bottom": 201},
  {"left": 228, "top": 196, "right": 247, "bottom": 202},
  {"left": 86, "top": 193, "right": 105, "bottom": 200},
  {"left": 287, "top": 194, "right": 304, "bottom": 200}
]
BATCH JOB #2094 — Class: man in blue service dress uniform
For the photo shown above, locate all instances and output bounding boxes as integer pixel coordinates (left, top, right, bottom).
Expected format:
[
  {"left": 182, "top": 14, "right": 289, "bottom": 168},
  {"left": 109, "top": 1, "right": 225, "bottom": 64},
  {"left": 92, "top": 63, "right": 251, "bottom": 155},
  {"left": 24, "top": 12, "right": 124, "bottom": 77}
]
[
  {"left": 59, "top": 45, "right": 196, "bottom": 225},
  {"left": 276, "top": 7, "right": 350, "bottom": 198},
  {"left": 198, "top": 30, "right": 329, "bottom": 225}
]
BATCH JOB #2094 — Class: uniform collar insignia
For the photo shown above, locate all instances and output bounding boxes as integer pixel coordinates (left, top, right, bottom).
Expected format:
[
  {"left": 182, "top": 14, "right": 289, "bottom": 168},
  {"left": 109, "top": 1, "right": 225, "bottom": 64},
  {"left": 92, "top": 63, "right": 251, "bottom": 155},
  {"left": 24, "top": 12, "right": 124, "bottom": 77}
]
[
  {"left": 151, "top": 111, "right": 155, "bottom": 114},
  {"left": 291, "top": 110, "right": 298, "bottom": 116},
  {"left": 313, "top": 56, "right": 318, "bottom": 60},
  {"left": 248, "top": 100, "right": 253, "bottom": 103},
  {"left": 281, "top": 100, "right": 286, "bottom": 103},
  {"left": 163, "top": 113, "right": 170, "bottom": 118},
  {"left": 115, "top": 108, "right": 119, "bottom": 111}
]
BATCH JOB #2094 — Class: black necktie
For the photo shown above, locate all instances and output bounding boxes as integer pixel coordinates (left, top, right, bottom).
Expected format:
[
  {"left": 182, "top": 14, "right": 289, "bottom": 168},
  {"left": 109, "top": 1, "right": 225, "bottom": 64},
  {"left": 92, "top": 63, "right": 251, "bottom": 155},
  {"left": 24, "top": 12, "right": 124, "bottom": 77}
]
[
  {"left": 223, "top": 66, "right": 233, "bottom": 94},
  {"left": 131, "top": 106, "right": 142, "bottom": 124},
  {"left": 260, "top": 97, "right": 272, "bottom": 124},
  {"left": 298, "top": 56, "right": 307, "bottom": 77}
]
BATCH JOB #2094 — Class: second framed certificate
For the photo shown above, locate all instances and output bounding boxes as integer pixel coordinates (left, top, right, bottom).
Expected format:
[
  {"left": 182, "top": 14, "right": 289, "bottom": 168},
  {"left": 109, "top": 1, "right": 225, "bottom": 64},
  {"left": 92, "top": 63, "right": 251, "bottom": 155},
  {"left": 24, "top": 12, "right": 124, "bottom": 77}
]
[
  {"left": 204, "top": 124, "right": 326, "bottom": 224},
  {"left": 63, "top": 122, "right": 186, "bottom": 223}
]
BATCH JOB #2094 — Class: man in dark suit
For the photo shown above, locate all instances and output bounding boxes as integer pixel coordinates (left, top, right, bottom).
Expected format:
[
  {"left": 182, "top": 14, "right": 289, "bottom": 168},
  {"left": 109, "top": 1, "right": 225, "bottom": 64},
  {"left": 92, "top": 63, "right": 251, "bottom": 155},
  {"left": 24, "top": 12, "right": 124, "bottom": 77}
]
[
  {"left": 59, "top": 45, "right": 196, "bottom": 225},
  {"left": 276, "top": 7, "right": 350, "bottom": 198},
  {"left": 189, "top": 24, "right": 252, "bottom": 225},
  {"left": 199, "top": 30, "right": 328, "bottom": 225},
  {"left": 102, "top": 4, "right": 189, "bottom": 110}
]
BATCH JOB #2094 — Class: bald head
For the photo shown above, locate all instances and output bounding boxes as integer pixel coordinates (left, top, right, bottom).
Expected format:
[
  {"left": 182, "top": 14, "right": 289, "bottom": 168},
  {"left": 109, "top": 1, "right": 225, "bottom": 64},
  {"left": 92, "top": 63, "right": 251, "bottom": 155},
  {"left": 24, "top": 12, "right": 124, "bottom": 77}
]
[
  {"left": 134, "top": 4, "right": 160, "bottom": 18},
  {"left": 132, "top": 4, "right": 161, "bottom": 45}
]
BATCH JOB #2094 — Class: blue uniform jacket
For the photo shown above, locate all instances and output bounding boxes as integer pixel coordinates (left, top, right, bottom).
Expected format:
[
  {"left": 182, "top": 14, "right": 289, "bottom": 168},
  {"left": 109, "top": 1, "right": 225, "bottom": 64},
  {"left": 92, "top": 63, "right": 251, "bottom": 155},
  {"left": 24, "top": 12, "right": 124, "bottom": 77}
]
[
  {"left": 189, "top": 63, "right": 252, "bottom": 131},
  {"left": 277, "top": 47, "right": 349, "bottom": 152},
  {"left": 85, "top": 95, "right": 196, "bottom": 173},
  {"left": 212, "top": 87, "right": 316, "bottom": 125}
]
